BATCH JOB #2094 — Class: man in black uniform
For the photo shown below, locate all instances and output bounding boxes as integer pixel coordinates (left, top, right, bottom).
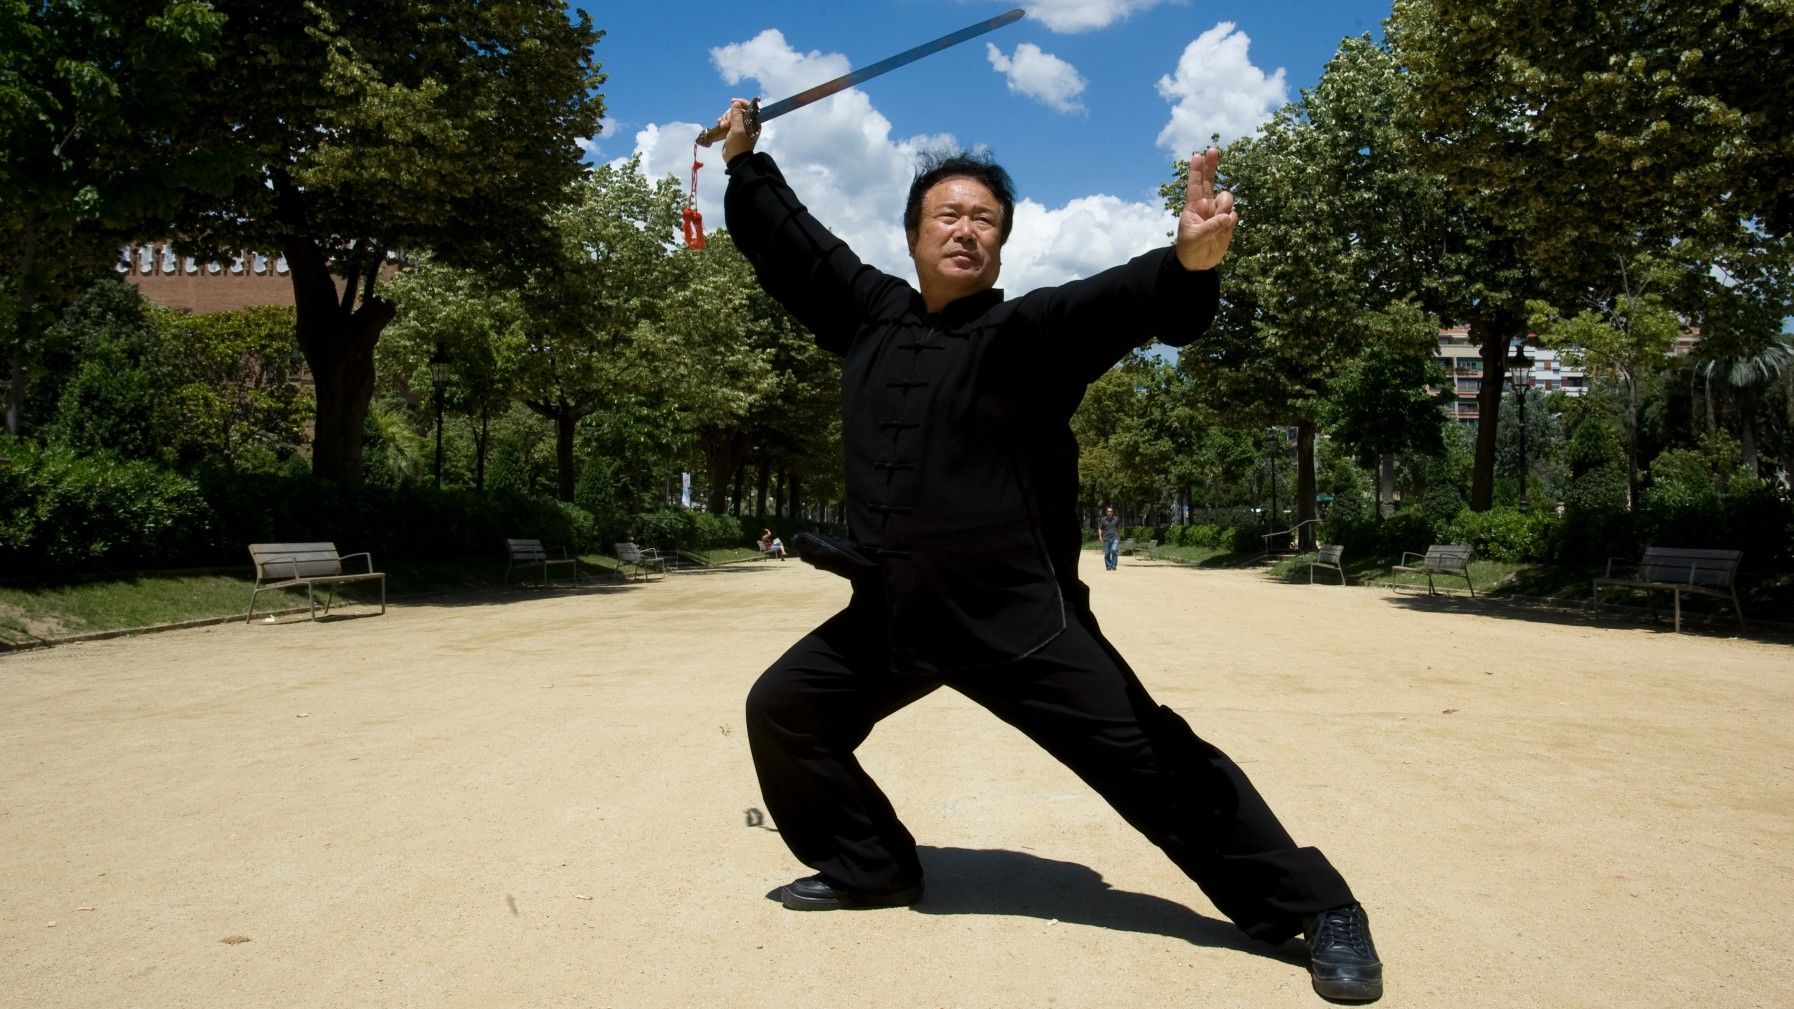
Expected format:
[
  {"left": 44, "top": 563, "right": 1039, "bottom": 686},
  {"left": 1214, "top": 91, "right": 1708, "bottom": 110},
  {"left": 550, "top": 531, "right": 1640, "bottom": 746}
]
[{"left": 715, "top": 100, "right": 1382, "bottom": 1002}]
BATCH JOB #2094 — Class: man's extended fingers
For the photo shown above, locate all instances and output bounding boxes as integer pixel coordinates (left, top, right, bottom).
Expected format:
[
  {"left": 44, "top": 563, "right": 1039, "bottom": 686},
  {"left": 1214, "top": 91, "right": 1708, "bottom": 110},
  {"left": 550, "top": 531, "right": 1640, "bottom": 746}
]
[{"left": 1185, "top": 147, "right": 1224, "bottom": 215}]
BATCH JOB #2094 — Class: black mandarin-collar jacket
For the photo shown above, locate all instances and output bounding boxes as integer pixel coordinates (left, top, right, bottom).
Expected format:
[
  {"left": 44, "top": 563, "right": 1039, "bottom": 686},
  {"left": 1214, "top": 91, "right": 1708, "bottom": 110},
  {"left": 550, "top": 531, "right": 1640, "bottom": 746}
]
[{"left": 724, "top": 152, "right": 1220, "bottom": 674}]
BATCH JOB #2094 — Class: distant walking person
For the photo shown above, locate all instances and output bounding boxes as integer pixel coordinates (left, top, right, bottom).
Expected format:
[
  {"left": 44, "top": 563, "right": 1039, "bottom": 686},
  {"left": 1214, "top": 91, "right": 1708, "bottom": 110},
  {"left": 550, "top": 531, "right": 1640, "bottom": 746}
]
[{"left": 1099, "top": 505, "right": 1122, "bottom": 571}]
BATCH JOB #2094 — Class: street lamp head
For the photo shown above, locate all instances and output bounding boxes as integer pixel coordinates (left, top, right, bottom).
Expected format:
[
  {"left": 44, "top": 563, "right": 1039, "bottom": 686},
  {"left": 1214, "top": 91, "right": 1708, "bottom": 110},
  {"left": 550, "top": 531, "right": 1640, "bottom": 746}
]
[
  {"left": 1507, "top": 343, "right": 1532, "bottom": 387},
  {"left": 428, "top": 344, "right": 452, "bottom": 388}
]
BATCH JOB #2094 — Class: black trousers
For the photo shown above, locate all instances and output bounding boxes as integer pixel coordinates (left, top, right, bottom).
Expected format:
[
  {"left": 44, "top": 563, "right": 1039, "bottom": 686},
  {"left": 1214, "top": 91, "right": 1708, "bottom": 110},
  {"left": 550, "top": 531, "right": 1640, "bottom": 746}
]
[{"left": 744, "top": 600, "right": 1356, "bottom": 944}]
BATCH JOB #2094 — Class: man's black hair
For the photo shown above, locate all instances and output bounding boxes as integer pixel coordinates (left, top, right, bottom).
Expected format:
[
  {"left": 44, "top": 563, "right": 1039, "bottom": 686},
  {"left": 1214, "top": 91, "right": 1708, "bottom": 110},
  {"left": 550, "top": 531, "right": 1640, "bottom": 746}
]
[{"left": 903, "top": 151, "right": 1017, "bottom": 245}]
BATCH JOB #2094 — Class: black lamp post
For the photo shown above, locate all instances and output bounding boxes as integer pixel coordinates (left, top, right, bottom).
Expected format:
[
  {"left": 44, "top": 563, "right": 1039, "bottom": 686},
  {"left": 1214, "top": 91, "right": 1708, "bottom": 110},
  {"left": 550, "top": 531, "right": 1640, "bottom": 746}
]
[
  {"left": 429, "top": 344, "right": 451, "bottom": 490},
  {"left": 1507, "top": 342, "right": 1533, "bottom": 512},
  {"left": 1267, "top": 426, "right": 1280, "bottom": 533}
]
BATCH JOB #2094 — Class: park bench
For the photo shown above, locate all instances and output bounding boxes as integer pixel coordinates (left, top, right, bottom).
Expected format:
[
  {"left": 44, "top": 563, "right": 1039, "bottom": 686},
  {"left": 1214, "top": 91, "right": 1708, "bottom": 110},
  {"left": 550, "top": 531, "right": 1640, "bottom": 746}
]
[
  {"left": 246, "top": 542, "right": 386, "bottom": 623},
  {"left": 1592, "top": 547, "right": 1744, "bottom": 633},
  {"left": 504, "top": 538, "right": 578, "bottom": 587},
  {"left": 614, "top": 541, "right": 665, "bottom": 582},
  {"left": 1391, "top": 544, "right": 1475, "bottom": 597},
  {"left": 1309, "top": 544, "right": 1346, "bottom": 585}
]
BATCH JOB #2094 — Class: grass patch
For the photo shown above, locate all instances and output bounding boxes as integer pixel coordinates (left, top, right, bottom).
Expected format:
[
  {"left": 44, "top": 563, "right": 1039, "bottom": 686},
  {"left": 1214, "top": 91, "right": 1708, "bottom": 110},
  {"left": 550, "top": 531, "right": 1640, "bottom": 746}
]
[{"left": 0, "top": 546, "right": 776, "bottom": 648}]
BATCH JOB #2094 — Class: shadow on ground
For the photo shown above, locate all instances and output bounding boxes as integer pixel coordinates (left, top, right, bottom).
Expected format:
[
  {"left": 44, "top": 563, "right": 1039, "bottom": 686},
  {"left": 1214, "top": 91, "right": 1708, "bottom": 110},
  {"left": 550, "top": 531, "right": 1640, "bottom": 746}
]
[
  {"left": 907, "top": 846, "right": 1302, "bottom": 963},
  {"left": 1376, "top": 586, "right": 1792, "bottom": 643}
]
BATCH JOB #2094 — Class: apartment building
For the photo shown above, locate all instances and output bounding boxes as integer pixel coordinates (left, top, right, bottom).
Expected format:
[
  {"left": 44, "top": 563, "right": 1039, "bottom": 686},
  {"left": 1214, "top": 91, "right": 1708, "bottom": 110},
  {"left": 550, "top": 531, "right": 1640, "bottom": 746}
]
[{"left": 1435, "top": 326, "right": 1589, "bottom": 425}]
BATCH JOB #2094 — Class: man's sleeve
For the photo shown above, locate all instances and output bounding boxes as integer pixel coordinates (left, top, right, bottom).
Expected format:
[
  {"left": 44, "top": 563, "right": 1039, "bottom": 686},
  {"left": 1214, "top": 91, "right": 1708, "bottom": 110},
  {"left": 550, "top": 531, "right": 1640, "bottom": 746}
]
[
  {"left": 1003, "top": 247, "right": 1220, "bottom": 388},
  {"left": 724, "top": 152, "right": 904, "bottom": 355}
]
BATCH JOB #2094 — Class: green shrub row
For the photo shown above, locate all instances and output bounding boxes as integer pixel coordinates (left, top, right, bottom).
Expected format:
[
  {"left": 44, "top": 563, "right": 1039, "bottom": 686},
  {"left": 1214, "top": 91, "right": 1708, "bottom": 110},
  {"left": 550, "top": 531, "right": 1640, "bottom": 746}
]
[
  {"left": 631, "top": 509, "right": 752, "bottom": 552},
  {"left": 0, "top": 438, "right": 206, "bottom": 569},
  {"left": 1319, "top": 486, "right": 1791, "bottom": 568},
  {"left": 3, "top": 436, "right": 672, "bottom": 577}
]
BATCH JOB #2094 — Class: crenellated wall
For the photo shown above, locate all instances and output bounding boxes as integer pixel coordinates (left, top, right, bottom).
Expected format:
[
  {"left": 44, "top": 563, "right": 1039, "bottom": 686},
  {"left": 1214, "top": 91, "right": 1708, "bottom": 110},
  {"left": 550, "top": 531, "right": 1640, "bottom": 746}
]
[
  {"left": 117, "top": 243, "right": 398, "bottom": 314},
  {"left": 117, "top": 244, "right": 299, "bottom": 313}
]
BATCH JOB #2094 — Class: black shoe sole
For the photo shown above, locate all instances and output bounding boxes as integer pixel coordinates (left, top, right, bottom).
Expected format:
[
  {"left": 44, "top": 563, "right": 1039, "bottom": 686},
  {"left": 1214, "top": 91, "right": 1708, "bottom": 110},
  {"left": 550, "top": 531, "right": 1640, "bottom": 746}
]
[
  {"left": 779, "top": 881, "right": 924, "bottom": 911},
  {"left": 1311, "top": 973, "right": 1383, "bottom": 1003}
]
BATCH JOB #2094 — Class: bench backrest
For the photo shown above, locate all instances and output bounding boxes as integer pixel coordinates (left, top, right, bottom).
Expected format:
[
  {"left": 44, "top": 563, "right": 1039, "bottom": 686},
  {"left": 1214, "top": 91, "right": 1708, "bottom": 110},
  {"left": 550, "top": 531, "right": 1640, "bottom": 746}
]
[
  {"left": 1639, "top": 547, "right": 1741, "bottom": 588},
  {"left": 506, "top": 538, "right": 548, "bottom": 562},
  {"left": 1426, "top": 544, "right": 1472, "bottom": 571},
  {"left": 249, "top": 542, "right": 343, "bottom": 580},
  {"left": 1316, "top": 544, "right": 1344, "bottom": 565}
]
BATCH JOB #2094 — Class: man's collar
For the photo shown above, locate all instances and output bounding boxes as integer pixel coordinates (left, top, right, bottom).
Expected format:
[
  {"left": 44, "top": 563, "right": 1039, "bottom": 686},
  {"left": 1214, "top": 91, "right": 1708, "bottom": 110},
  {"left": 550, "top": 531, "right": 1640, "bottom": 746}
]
[{"left": 926, "top": 286, "right": 1005, "bottom": 324}]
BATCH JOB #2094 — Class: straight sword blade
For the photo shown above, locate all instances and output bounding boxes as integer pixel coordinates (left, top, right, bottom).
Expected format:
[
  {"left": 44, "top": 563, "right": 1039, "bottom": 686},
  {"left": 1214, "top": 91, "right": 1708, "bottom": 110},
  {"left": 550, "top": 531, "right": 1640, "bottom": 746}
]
[{"left": 696, "top": 8, "right": 1025, "bottom": 147}]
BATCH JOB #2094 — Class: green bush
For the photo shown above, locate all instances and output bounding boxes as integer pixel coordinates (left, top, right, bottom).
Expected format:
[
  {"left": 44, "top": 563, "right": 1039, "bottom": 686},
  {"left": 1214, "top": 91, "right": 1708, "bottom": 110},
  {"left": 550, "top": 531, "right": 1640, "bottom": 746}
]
[
  {"left": 1445, "top": 506, "right": 1556, "bottom": 563},
  {"left": 1637, "top": 480, "right": 1792, "bottom": 568},
  {"left": 190, "top": 464, "right": 597, "bottom": 566},
  {"left": 1190, "top": 523, "right": 1227, "bottom": 548},
  {"left": 0, "top": 437, "right": 207, "bottom": 572},
  {"left": 1377, "top": 510, "right": 1438, "bottom": 557},
  {"left": 1228, "top": 524, "right": 1263, "bottom": 553},
  {"left": 1550, "top": 504, "right": 1637, "bottom": 564},
  {"left": 633, "top": 509, "right": 752, "bottom": 552}
]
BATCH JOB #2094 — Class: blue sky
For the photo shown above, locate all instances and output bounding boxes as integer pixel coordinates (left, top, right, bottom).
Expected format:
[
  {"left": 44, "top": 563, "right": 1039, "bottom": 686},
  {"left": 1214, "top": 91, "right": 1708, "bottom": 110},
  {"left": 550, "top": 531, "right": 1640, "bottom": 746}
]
[{"left": 583, "top": 1, "right": 1392, "bottom": 292}]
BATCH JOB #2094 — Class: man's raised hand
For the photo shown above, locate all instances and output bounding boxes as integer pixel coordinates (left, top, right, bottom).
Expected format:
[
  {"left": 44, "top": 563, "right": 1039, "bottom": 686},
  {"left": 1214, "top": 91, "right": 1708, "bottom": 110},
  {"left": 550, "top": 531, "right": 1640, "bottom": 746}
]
[
  {"left": 719, "top": 98, "right": 760, "bottom": 163},
  {"left": 1176, "top": 147, "right": 1237, "bottom": 272}
]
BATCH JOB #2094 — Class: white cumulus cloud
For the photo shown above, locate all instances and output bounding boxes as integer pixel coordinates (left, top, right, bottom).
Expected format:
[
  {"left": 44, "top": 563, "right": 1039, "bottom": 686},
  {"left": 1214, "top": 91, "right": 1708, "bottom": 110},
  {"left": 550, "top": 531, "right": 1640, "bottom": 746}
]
[
  {"left": 1024, "top": 0, "right": 1184, "bottom": 34},
  {"left": 616, "top": 29, "right": 1176, "bottom": 296},
  {"left": 1002, "top": 195, "right": 1173, "bottom": 294},
  {"left": 986, "top": 43, "right": 1088, "bottom": 114},
  {"left": 1155, "top": 22, "right": 1287, "bottom": 156}
]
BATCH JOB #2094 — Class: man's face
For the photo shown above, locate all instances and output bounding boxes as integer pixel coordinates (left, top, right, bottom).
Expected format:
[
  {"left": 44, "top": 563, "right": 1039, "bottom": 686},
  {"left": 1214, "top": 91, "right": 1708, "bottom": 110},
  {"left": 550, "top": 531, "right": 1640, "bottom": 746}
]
[{"left": 907, "top": 175, "right": 1004, "bottom": 308}]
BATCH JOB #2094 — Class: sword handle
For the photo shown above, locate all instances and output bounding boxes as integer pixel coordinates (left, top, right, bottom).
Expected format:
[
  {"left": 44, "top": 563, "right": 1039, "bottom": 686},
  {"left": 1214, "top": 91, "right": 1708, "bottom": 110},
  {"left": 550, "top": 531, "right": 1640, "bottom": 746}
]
[{"left": 696, "top": 99, "right": 760, "bottom": 148}]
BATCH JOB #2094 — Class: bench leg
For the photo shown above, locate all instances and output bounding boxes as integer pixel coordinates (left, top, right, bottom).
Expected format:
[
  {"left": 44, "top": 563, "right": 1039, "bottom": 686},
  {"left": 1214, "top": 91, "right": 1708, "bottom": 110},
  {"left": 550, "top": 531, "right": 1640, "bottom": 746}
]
[
  {"left": 1732, "top": 590, "right": 1746, "bottom": 632},
  {"left": 1673, "top": 590, "right": 1682, "bottom": 634}
]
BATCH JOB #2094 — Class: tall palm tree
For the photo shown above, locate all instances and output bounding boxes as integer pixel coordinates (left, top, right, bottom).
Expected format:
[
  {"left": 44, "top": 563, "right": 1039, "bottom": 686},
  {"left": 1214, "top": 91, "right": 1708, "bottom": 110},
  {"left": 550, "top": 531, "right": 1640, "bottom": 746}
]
[{"left": 1696, "top": 332, "right": 1794, "bottom": 476}]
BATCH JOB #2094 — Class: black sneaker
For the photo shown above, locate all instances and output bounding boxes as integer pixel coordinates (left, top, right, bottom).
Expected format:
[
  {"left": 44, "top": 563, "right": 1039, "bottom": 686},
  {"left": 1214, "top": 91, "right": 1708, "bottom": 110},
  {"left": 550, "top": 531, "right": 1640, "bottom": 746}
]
[{"left": 1304, "top": 903, "right": 1383, "bottom": 1002}]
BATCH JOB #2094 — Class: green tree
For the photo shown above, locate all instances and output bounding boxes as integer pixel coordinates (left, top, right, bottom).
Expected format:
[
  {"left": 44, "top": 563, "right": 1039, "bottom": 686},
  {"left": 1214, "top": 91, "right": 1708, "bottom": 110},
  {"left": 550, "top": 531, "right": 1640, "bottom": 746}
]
[
  {"left": 1168, "top": 36, "right": 1470, "bottom": 540},
  {"left": 1390, "top": 0, "right": 1794, "bottom": 506},
  {"left": 155, "top": 304, "right": 312, "bottom": 469},
  {"left": 1, "top": 0, "right": 226, "bottom": 434},
  {"left": 381, "top": 257, "right": 529, "bottom": 491},
  {"left": 44, "top": 279, "right": 310, "bottom": 468},
  {"left": 1072, "top": 353, "right": 1183, "bottom": 522},
  {"left": 644, "top": 232, "right": 807, "bottom": 515},
  {"left": 166, "top": 1, "right": 604, "bottom": 482},
  {"left": 1389, "top": 0, "right": 1794, "bottom": 258},
  {"left": 1529, "top": 258, "right": 1682, "bottom": 509},
  {"left": 517, "top": 158, "right": 684, "bottom": 501},
  {"left": 1327, "top": 302, "right": 1454, "bottom": 514}
]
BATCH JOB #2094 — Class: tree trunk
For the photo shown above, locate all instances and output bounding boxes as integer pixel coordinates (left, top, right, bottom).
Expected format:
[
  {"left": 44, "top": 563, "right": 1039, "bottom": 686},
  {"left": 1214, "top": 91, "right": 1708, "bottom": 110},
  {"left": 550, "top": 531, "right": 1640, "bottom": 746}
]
[
  {"left": 773, "top": 467, "right": 786, "bottom": 520},
  {"left": 6, "top": 219, "right": 40, "bottom": 436},
  {"left": 754, "top": 455, "right": 771, "bottom": 523},
  {"left": 1741, "top": 389, "right": 1759, "bottom": 476},
  {"left": 5, "top": 358, "right": 25, "bottom": 437},
  {"left": 1295, "top": 421, "right": 1317, "bottom": 549},
  {"left": 1379, "top": 452, "right": 1396, "bottom": 517},
  {"left": 1624, "top": 373, "right": 1641, "bottom": 511},
  {"left": 787, "top": 471, "right": 802, "bottom": 520},
  {"left": 286, "top": 237, "right": 393, "bottom": 483},
  {"left": 473, "top": 404, "right": 489, "bottom": 492},
  {"left": 703, "top": 429, "right": 750, "bottom": 514},
  {"left": 553, "top": 410, "right": 577, "bottom": 501},
  {"left": 1468, "top": 310, "right": 1521, "bottom": 512},
  {"left": 732, "top": 464, "right": 746, "bottom": 517}
]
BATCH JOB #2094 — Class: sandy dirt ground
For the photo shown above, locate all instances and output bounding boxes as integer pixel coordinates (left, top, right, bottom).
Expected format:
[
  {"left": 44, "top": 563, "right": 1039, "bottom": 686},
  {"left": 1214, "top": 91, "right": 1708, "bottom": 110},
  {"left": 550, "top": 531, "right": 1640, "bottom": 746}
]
[{"left": 2, "top": 557, "right": 1790, "bottom": 1009}]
